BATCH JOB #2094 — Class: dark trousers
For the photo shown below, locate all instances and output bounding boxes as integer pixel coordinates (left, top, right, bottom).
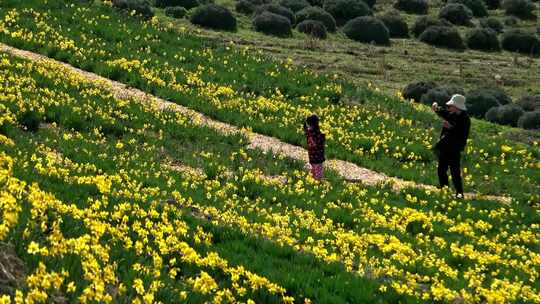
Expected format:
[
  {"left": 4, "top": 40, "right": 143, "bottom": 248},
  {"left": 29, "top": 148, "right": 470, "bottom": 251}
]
[{"left": 438, "top": 150, "right": 463, "bottom": 194}]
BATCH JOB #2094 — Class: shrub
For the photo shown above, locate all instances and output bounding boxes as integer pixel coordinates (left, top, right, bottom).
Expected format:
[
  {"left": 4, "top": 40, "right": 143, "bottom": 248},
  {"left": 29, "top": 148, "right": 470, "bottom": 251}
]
[
  {"left": 280, "top": 0, "right": 310, "bottom": 12},
  {"left": 190, "top": 4, "right": 237, "bottom": 31},
  {"left": 256, "top": 4, "right": 296, "bottom": 24},
  {"left": 112, "top": 0, "right": 154, "bottom": 18},
  {"left": 323, "top": 0, "right": 371, "bottom": 25},
  {"left": 402, "top": 81, "right": 436, "bottom": 102},
  {"left": 448, "top": 0, "right": 489, "bottom": 17},
  {"left": 419, "top": 85, "right": 466, "bottom": 105},
  {"left": 516, "top": 95, "right": 540, "bottom": 111},
  {"left": 517, "top": 111, "right": 540, "bottom": 129},
  {"left": 297, "top": 20, "right": 328, "bottom": 38},
  {"left": 154, "top": 0, "right": 198, "bottom": 9},
  {"left": 485, "top": 104, "right": 524, "bottom": 126},
  {"left": 466, "top": 88, "right": 510, "bottom": 117},
  {"left": 253, "top": 11, "right": 293, "bottom": 37},
  {"left": 501, "top": 29, "right": 540, "bottom": 55},
  {"left": 466, "top": 28, "right": 500, "bottom": 51},
  {"left": 236, "top": 0, "right": 255, "bottom": 14},
  {"left": 394, "top": 0, "right": 429, "bottom": 14},
  {"left": 419, "top": 26, "right": 466, "bottom": 50},
  {"left": 484, "top": 0, "right": 501, "bottom": 9},
  {"left": 343, "top": 16, "right": 390, "bottom": 45},
  {"left": 439, "top": 3, "right": 474, "bottom": 26},
  {"left": 378, "top": 11, "right": 409, "bottom": 38},
  {"left": 363, "top": 0, "right": 377, "bottom": 7},
  {"left": 307, "top": 0, "right": 324, "bottom": 6},
  {"left": 502, "top": 0, "right": 537, "bottom": 19},
  {"left": 412, "top": 15, "right": 452, "bottom": 37},
  {"left": 504, "top": 15, "right": 519, "bottom": 25},
  {"left": 296, "top": 6, "right": 337, "bottom": 32},
  {"left": 164, "top": 6, "right": 188, "bottom": 18},
  {"left": 479, "top": 17, "right": 504, "bottom": 33}
]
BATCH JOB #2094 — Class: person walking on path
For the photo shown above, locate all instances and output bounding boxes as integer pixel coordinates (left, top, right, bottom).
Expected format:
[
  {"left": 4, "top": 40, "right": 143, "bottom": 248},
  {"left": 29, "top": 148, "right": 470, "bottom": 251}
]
[
  {"left": 432, "top": 94, "right": 471, "bottom": 197},
  {"left": 303, "top": 115, "right": 326, "bottom": 181}
]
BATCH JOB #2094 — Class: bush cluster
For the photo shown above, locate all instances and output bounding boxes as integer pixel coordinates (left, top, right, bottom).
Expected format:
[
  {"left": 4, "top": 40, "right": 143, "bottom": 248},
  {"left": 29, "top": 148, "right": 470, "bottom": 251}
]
[
  {"left": 236, "top": 0, "right": 255, "bottom": 14},
  {"left": 190, "top": 4, "right": 237, "bottom": 31},
  {"left": 502, "top": 0, "right": 537, "bottom": 19},
  {"left": 296, "top": 6, "right": 337, "bottom": 32},
  {"left": 155, "top": 0, "right": 198, "bottom": 9},
  {"left": 164, "top": 6, "right": 188, "bottom": 18},
  {"left": 518, "top": 111, "right": 540, "bottom": 129},
  {"left": 466, "top": 88, "right": 511, "bottom": 118},
  {"left": 343, "top": 16, "right": 390, "bottom": 45},
  {"left": 256, "top": 4, "right": 296, "bottom": 24},
  {"left": 501, "top": 29, "right": 540, "bottom": 55},
  {"left": 378, "top": 11, "right": 409, "bottom": 38},
  {"left": 419, "top": 26, "right": 465, "bottom": 50},
  {"left": 112, "top": 0, "right": 154, "bottom": 18},
  {"left": 484, "top": 0, "right": 501, "bottom": 9},
  {"left": 402, "top": 81, "right": 436, "bottom": 103},
  {"left": 485, "top": 104, "right": 524, "bottom": 126},
  {"left": 394, "top": 0, "right": 429, "bottom": 14},
  {"left": 516, "top": 95, "right": 540, "bottom": 111},
  {"left": 253, "top": 11, "right": 293, "bottom": 37},
  {"left": 323, "top": 0, "right": 371, "bottom": 25},
  {"left": 419, "top": 85, "right": 465, "bottom": 105},
  {"left": 280, "top": 0, "right": 311, "bottom": 12},
  {"left": 466, "top": 28, "right": 500, "bottom": 51},
  {"left": 448, "top": 0, "right": 488, "bottom": 17},
  {"left": 439, "top": 3, "right": 474, "bottom": 26},
  {"left": 297, "top": 20, "right": 328, "bottom": 38},
  {"left": 479, "top": 17, "right": 504, "bottom": 33},
  {"left": 412, "top": 16, "right": 452, "bottom": 37}
]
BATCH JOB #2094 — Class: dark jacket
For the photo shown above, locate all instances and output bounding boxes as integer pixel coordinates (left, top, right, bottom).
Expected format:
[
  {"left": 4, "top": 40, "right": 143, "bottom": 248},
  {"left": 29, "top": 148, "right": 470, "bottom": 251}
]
[
  {"left": 304, "top": 128, "right": 326, "bottom": 164},
  {"left": 435, "top": 108, "right": 471, "bottom": 153}
]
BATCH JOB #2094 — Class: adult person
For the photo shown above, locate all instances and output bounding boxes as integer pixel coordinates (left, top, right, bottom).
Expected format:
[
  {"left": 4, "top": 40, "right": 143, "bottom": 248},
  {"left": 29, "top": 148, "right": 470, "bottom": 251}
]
[{"left": 432, "top": 94, "right": 471, "bottom": 197}]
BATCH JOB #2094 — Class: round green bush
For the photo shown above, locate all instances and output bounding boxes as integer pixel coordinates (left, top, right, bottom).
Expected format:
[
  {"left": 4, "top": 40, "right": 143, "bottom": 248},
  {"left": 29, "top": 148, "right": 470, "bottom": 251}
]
[
  {"left": 412, "top": 15, "right": 452, "bottom": 37},
  {"left": 466, "top": 28, "right": 500, "bottom": 51},
  {"left": 420, "top": 87, "right": 452, "bottom": 105},
  {"left": 363, "top": 0, "right": 377, "bottom": 7},
  {"left": 517, "top": 111, "right": 540, "bottom": 129},
  {"left": 190, "top": 4, "right": 237, "bottom": 31},
  {"left": 448, "top": 0, "right": 489, "bottom": 17},
  {"left": 466, "top": 88, "right": 510, "bottom": 118},
  {"left": 479, "top": 17, "right": 504, "bottom": 33},
  {"left": 439, "top": 3, "right": 474, "bottom": 26},
  {"left": 485, "top": 104, "right": 524, "bottom": 126},
  {"left": 379, "top": 11, "right": 409, "bottom": 38},
  {"left": 516, "top": 95, "right": 540, "bottom": 111},
  {"left": 343, "top": 16, "right": 390, "bottom": 45},
  {"left": 112, "top": 0, "right": 154, "bottom": 18},
  {"left": 296, "top": 6, "right": 337, "bottom": 32},
  {"left": 504, "top": 15, "right": 519, "bottom": 25},
  {"left": 155, "top": 0, "right": 198, "bottom": 9},
  {"left": 307, "top": 0, "right": 324, "bottom": 6},
  {"left": 253, "top": 11, "right": 293, "bottom": 37},
  {"left": 236, "top": 0, "right": 255, "bottom": 14},
  {"left": 402, "top": 81, "right": 436, "bottom": 102},
  {"left": 419, "top": 26, "right": 466, "bottom": 50},
  {"left": 164, "top": 6, "right": 188, "bottom": 18},
  {"left": 280, "top": 0, "right": 311, "bottom": 12},
  {"left": 394, "top": 0, "right": 429, "bottom": 14},
  {"left": 297, "top": 19, "right": 328, "bottom": 38},
  {"left": 323, "top": 0, "right": 371, "bottom": 26},
  {"left": 256, "top": 4, "right": 296, "bottom": 24},
  {"left": 502, "top": 0, "right": 537, "bottom": 19},
  {"left": 484, "top": 0, "right": 501, "bottom": 9},
  {"left": 501, "top": 29, "right": 540, "bottom": 55}
]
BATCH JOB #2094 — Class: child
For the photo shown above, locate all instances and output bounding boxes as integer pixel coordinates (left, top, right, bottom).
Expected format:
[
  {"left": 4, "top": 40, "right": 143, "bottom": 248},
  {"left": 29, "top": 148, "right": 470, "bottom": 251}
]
[{"left": 303, "top": 115, "right": 326, "bottom": 180}]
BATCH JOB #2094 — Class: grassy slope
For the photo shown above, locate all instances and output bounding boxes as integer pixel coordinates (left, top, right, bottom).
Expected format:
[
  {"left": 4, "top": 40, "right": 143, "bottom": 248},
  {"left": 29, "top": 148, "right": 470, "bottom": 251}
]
[{"left": 2, "top": 52, "right": 539, "bottom": 304}]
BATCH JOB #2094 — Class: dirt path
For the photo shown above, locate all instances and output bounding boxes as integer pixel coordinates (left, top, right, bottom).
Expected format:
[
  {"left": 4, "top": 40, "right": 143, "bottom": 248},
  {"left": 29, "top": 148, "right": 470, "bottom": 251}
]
[{"left": 0, "top": 43, "right": 511, "bottom": 204}]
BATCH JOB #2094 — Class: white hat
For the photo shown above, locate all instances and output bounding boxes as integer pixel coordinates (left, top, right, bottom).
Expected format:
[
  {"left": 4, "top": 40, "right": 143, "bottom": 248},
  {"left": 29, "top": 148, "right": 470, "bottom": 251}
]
[{"left": 446, "top": 94, "right": 467, "bottom": 111}]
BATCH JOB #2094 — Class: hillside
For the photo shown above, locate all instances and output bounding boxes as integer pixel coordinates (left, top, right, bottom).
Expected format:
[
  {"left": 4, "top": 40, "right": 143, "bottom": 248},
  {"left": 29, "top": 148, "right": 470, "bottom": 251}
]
[{"left": 0, "top": 0, "right": 539, "bottom": 303}]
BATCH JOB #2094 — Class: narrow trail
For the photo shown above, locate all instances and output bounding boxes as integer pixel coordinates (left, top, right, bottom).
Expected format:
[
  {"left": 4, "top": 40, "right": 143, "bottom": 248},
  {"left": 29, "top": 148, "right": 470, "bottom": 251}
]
[{"left": 1, "top": 43, "right": 511, "bottom": 204}]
